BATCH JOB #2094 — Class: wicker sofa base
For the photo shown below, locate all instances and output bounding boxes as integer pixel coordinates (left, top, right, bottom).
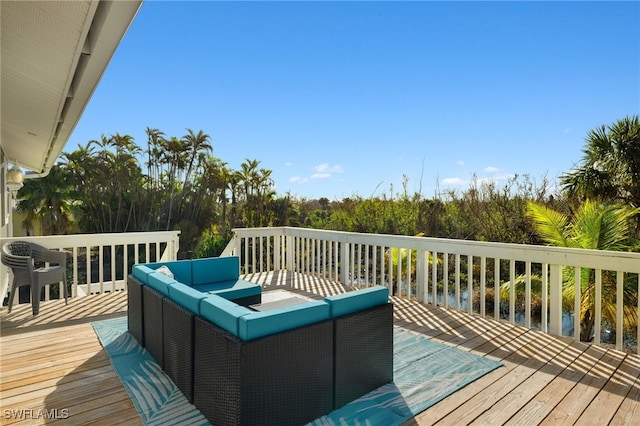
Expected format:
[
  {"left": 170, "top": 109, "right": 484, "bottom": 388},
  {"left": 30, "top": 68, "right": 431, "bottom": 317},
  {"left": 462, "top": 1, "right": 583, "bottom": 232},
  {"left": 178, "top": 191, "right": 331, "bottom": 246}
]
[
  {"left": 127, "top": 272, "right": 394, "bottom": 425},
  {"left": 194, "top": 316, "right": 335, "bottom": 426}
]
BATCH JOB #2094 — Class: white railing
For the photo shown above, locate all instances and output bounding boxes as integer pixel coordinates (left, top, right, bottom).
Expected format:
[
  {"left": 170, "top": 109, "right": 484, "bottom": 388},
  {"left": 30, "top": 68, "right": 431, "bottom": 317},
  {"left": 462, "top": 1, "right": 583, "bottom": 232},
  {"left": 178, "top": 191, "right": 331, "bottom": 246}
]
[
  {"left": 1, "top": 231, "right": 180, "bottom": 304},
  {"left": 224, "top": 226, "right": 640, "bottom": 353}
]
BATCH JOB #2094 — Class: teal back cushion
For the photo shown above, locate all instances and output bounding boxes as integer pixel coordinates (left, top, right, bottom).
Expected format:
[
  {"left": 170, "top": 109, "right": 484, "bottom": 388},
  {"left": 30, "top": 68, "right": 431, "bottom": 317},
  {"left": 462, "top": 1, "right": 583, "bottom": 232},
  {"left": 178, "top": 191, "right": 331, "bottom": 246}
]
[
  {"left": 167, "top": 282, "right": 207, "bottom": 314},
  {"left": 146, "top": 260, "right": 192, "bottom": 285},
  {"left": 200, "top": 294, "right": 252, "bottom": 336},
  {"left": 324, "top": 286, "right": 389, "bottom": 318},
  {"left": 147, "top": 272, "right": 178, "bottom": 297},
  {"left": 132, "top": 265, "right": 155, "bottom": 284},
  {"left": 191, "top": 256, "right": 240, "bottom": 286},
  {"left": 238, "top": 300, "right": 330, "bottom": 341}
]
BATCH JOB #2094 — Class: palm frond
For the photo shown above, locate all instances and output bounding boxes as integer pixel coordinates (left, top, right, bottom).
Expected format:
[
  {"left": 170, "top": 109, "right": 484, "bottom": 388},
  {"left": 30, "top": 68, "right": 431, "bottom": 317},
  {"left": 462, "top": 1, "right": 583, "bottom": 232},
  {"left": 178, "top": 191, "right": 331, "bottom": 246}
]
[
  {"left": 525, "top": 201, "right": 570, "bottom": 247},
  {"left": 571, "top": 200, "right": 640, "bottom": 251}
]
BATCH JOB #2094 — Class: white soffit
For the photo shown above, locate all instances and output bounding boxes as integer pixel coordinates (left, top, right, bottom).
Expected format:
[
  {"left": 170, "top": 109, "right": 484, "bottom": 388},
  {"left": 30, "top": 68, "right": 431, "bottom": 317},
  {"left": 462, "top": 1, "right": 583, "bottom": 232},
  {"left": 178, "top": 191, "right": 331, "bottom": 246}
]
[{"left": 1, "top": 0, "right": 142, "bottom": 174}]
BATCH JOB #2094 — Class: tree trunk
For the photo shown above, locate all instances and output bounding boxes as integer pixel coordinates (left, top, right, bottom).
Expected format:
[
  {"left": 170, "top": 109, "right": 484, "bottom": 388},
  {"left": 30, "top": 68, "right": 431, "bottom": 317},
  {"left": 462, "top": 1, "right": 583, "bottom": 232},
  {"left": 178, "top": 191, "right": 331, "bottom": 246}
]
[{"left": 580, "top": 308, "right": 594, "bottom": 342}]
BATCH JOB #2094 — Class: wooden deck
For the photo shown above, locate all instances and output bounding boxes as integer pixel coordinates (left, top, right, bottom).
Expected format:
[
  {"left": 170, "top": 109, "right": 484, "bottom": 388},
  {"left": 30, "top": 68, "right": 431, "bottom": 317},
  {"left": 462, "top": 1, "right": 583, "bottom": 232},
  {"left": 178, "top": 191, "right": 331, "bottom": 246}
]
[{"left": 1, "top": 270, "right": 639, "bottom": 425}]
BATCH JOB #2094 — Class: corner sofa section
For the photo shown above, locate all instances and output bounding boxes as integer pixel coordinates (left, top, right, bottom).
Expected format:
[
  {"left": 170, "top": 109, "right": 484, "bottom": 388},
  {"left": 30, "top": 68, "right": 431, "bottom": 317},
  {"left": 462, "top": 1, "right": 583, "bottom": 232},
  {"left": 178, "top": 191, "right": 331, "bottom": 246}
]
[{"left": 127, "top": 256, "right": 393, "bottom": 425}]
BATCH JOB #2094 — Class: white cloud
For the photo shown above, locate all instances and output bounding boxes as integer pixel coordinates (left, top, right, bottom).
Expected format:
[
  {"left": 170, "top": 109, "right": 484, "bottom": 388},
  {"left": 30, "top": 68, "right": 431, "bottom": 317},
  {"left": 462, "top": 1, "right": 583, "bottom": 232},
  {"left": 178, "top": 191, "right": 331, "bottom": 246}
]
[
  {"left": 284, "top": 161, "right": 293, "bottom": 167},
  {"left": 455, "top": 160, "right": 465, "bottom": 166},
  {"left": 484, "top": 166, "right": 500, "bottom": 173},
  {"left": 441, "top": 177, "right": 466, "bottom": 187},
  {"left": 313, "top": 163, "right": 344, "bottom": 174},
  {"left": 310, "top": 173, "right": 331, "bottom": 179},
  {"left": 289, "top": 163, "right": 344, "bottom": 185}
]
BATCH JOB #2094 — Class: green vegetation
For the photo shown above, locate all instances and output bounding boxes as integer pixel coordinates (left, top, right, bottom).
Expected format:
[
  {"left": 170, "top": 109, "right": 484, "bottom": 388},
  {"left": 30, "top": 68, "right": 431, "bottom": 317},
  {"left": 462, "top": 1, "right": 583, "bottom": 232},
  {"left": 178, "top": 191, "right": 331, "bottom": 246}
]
[
  {"left": 16, "top": 117, "right": 639, "bottom": 263},
  {"left": 505, "top": 200, "right": 639, "bottom": 341}
]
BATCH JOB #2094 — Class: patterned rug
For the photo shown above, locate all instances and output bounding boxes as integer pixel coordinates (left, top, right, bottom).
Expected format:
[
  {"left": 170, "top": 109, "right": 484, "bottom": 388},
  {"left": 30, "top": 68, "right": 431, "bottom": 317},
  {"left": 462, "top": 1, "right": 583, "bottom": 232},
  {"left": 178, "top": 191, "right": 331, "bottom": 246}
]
[{"left": 93, "top": 317, "right": 502, "bottom": 426}]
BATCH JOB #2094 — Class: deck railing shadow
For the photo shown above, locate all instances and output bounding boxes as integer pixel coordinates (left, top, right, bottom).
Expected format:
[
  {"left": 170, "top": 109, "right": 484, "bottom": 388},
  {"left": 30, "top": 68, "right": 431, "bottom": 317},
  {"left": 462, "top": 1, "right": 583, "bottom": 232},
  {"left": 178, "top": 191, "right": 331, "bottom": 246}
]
[{"left": 250, "top": 269, "right": 640, "bottom": 402}]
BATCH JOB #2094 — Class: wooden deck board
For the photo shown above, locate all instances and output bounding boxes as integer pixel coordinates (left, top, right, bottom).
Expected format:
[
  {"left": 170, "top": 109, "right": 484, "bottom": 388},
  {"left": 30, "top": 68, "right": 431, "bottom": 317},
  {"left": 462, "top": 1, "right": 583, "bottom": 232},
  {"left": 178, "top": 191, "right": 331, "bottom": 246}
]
[{"left": 1, "top": 270, "right": 638, "bottom": 425}]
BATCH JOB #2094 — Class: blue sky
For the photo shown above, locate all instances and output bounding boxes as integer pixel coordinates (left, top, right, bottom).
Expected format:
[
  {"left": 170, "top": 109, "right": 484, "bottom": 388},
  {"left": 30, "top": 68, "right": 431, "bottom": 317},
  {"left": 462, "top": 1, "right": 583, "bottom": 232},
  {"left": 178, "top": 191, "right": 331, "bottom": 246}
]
[{"left": 69, "top": 1, "right": 640, "bottom": 200}]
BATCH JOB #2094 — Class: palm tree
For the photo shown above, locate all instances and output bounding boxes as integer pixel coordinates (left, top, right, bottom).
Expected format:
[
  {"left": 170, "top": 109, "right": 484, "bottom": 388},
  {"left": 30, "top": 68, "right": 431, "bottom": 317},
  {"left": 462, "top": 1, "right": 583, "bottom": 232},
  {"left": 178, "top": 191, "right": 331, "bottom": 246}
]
[
  {"left": 560, "top": 115, "right": 640, "bottom": 235},
  {"left": 16, "top": 165, "right": 73, "bottom": 235},
  {"left": 524, "top": 200, "right": 639, "bottom": 341},
  {"left": 182, "top": 128, "right": 212, "bottom": 185}
]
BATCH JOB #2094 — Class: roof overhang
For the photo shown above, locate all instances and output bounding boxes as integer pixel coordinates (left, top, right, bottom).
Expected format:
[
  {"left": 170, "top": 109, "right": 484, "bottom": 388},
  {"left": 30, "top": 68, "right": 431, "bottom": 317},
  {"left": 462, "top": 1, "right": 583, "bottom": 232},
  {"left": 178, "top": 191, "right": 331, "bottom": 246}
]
[{"left": 1, "top": 0, "right": 142, "bottom": 175}]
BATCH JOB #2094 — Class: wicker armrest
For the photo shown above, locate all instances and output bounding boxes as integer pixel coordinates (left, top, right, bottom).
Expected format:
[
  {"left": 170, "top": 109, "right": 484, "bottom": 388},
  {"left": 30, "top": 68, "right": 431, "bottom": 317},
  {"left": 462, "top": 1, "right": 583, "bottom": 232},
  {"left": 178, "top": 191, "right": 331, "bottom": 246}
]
[
  {"left": 127, "top": 275, "right": 144, "bottom": 346},
  {"left": 333, "top": 302, "right": 394, "bottom": 408},
  {"left": 142, "top": 285, "right": 165, "bottom": 368},
  {"left": 162, "top": 297, "right": 196, "bottom": 403}
]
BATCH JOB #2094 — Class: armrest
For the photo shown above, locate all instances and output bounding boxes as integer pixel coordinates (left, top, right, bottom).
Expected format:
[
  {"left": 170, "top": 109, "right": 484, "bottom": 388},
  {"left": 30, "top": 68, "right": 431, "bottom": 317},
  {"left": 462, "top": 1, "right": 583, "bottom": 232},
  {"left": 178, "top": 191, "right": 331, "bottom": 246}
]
[{"left": 35, "top": 249, "right": 67, "bottom": 265}]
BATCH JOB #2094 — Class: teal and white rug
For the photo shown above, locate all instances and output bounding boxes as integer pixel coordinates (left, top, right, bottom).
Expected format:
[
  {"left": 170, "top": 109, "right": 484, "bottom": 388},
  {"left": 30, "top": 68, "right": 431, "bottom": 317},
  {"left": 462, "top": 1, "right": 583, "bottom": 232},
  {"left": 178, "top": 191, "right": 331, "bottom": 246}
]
[{"left": 93, "top": 317, "right": 502, "bottom": 426}]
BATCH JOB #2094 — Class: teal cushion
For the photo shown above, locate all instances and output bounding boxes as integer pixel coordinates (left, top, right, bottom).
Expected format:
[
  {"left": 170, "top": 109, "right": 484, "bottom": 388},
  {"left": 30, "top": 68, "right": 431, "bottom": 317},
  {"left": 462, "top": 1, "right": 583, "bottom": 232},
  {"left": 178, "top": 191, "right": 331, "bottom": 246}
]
[
  {"left": 194, "top": 279, "right": 261, "bottom": 301},
  {"left": 167, "top": 282, "right": 207, "bottom": 314},
  {"left": 191, "top": 256, "right": 240, "bottom": 286},
  {"left": 238, "top": 300, "right": 330, "bottom": 341},
  {"left": 132, "top": 264, "right": 155, "bottom": 284},
  {"left": 200, "top": 295, "right": 252, "bottom": 336},
  {"left": 147, "top": 272, "right": 178, "bottom": 297},
  {"left": 145, "top": 260, "right": 192, "bottom": 285},
  {"left": 325, "top": 286, "right": 389, "bottom": 318}
]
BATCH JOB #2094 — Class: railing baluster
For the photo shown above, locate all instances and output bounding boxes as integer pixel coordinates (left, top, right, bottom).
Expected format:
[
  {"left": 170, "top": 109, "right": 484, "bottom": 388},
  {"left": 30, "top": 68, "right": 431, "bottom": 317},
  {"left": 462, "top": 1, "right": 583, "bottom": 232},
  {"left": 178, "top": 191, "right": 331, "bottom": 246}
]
[
  {"left": 86, "top": 245, "right": 92, "bottom": 295},
  {"left": 98, "top": 245, "right": 104, "bottom": 295},
  {"left": 594, "top": 269, "right": 602, "bottom": 346},
  {"left": 494, "top": 258, "right": 500, "bottom": 321},
  {"left": 616, "top": 271, "right": 624, "bottom": 351},
  {"left": 525, "top": 261, "right": 531, "bottom": 328},
  {"left": 574, "top": 267, "right": 581, "bottom": 340},
  {"left": 406, "top": 248, "right": 412, "bottom": 299},
  {"left": 509, "top": 259, "right": 515, "bottom": 323},
  {"left": 480, "top": 256, "right": 486, "bottom": 317},
  {"left": 111, "top": 245, "right": 116, "bottom": 292},
  {"left": 395, "top": 247, "right": 402, "bottom": 297},
  {"left": 541, "top": 263, "right": 548, "bottom": 333},
  {"left": 372, "top": 245, "right": 377, "bottom": 286},
  {"left": 443, "top": 253, "right": 448, "bottom": 308},
  {"left": 72, "top": 246, "right": 78, "bottom": 297},
  {"left": 455, "top": 254, "right": 461, "bottom": 310},
  {"left": 468, "top": 256, "right": 474, "bottom": 314},
  {"left": 357, "top": 244, "right": 362, "bottom": 286},
  {"left": 433, "top": 251, "right": 439, "bottom": 306}
]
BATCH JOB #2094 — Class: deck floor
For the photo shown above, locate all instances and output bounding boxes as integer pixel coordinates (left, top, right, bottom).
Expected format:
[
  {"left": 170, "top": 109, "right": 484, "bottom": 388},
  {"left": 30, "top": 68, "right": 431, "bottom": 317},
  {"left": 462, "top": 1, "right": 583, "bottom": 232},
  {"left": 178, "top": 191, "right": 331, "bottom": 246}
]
[{"left": 1, "top": 270, "right": 639, "bottom": 425}]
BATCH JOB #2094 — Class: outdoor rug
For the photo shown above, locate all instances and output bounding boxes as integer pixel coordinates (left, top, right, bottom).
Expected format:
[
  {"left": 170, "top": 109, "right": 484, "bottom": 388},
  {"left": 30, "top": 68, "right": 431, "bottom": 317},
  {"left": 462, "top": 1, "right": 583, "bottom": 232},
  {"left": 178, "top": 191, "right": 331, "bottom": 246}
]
[{"left": 93, "top": 318, "right": 502, "bottom": 426}]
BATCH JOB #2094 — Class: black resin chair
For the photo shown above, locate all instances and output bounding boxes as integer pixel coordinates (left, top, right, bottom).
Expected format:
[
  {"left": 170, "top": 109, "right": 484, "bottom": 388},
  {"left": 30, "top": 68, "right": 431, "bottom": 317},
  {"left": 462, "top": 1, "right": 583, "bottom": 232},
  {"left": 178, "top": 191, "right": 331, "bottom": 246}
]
[{"left": 1, "top": 241, "right": 67, "bottom": 316}]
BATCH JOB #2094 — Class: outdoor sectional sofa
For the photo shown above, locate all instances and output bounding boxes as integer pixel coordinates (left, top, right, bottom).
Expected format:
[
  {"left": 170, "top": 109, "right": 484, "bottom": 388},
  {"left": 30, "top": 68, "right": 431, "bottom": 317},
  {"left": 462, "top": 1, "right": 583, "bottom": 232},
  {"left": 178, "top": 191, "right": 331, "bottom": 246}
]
[{"left": 127, "top": 255, "right": 393, "bottom": 426}]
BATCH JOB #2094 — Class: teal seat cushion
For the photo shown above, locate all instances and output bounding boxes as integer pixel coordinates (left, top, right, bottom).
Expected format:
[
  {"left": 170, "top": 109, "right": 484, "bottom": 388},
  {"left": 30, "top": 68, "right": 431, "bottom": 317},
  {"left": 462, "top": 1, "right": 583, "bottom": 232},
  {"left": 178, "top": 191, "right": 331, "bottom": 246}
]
[
  {"left": 168, "top": 282, "right": 207, "bottom": 314},
  {"left": 132, "top": 264, "right": 155, "bottom": 284},
  {"left": 191, "top": 256, "right": 240, "bottom": 286},
  {"left": 145, "top": 260, "right": 192, "bottom": 285},
  {"left": 238, "top": 300, "right": 330, "bottom": 341},
  {"left": 194, "top": 279, "right": 261, "bottom": 301},
  {"left": 147, "top": 271, "right": 178, "bottom": 297},
  {"left": 325, "top": 286, "right": 389, "bottom": 318},
  {"left": 200, "top": 295, "right": 252, "bottom": 336}
]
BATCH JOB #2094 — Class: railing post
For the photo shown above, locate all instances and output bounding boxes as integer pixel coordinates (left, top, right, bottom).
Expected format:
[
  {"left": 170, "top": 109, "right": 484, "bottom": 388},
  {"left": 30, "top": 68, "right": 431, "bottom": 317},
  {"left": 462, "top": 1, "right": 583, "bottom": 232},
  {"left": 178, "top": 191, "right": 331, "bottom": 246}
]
[
  {"left": 549, "top": 264, "right": 563, "bottom": 336},
  {"left": 274, "top": 235, "right": 281, "bottom": 271},
  {"left": 340, "top": 242, "right": 349, "bottom": 285},
  {"left": 286, "top": 235, "right": 294, "bottom": 271}
]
